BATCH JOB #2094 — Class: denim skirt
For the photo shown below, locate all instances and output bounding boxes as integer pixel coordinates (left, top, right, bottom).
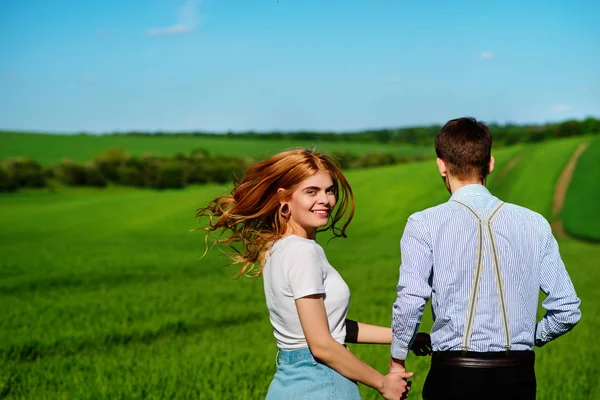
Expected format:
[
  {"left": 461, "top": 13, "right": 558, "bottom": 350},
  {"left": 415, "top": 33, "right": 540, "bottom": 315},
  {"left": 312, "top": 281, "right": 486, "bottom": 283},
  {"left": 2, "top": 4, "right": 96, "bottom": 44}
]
[{"left": 265, "top": 347, "right": 361, "bottom": 400}]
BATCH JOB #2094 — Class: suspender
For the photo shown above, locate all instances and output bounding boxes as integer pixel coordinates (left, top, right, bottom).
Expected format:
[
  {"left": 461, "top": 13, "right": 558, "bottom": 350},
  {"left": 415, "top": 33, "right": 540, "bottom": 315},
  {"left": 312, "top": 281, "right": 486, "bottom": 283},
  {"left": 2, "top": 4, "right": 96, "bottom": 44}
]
[{"left": 451, "top": 200, "right": 511, "bottom": 355}]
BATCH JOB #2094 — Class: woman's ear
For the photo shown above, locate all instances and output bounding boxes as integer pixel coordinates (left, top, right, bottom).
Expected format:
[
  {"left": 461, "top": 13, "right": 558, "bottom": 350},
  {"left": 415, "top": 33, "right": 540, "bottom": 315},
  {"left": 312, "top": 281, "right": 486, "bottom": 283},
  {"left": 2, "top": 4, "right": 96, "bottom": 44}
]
[
  {"left": 277, "top": 188, "right": 291, "bottom": 218},
  {"left": 277, "top": 188, "right": 287, "bottom": 205}
]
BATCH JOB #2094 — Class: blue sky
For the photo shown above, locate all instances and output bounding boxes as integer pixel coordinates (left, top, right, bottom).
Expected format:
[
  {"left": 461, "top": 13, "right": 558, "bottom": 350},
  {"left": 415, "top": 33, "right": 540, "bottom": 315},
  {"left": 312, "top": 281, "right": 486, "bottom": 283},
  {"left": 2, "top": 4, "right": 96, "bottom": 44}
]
[{"left": 0, "top": 0, "right": 598, "bottom": 133}]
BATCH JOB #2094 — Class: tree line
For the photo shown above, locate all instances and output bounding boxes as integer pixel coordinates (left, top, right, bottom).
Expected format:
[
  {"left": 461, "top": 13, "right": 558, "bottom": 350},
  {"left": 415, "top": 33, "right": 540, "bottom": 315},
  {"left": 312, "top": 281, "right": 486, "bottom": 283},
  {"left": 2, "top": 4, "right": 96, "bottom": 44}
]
[
  {"left": 110, "top": 117, "right": 600, "bottom": 146},
  {"left": 0, "top": 148, "right": 429, "bottom": 192}
]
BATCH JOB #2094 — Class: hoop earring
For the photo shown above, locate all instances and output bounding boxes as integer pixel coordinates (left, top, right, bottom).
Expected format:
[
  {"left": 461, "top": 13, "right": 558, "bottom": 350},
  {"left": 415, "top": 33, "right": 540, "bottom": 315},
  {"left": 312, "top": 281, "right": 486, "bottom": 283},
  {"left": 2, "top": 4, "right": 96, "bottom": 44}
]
[{"left": 280, "top": 203, "right": 291, "bottom": 218}]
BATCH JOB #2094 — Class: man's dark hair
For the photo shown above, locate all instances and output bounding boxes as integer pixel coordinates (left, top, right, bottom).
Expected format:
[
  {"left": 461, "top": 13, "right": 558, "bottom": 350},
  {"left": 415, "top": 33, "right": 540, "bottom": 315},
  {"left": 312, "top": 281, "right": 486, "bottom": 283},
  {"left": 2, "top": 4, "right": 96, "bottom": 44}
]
[{"left": 434, "top": 117, "right": 492, "bottom": 181}]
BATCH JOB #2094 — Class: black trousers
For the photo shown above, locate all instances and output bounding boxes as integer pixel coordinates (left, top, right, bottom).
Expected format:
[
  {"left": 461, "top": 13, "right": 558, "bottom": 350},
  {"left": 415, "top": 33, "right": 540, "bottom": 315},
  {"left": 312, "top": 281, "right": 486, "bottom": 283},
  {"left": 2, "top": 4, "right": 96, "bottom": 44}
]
[{"left": 422, "top": 352, "right": 536, "bottom": 400}]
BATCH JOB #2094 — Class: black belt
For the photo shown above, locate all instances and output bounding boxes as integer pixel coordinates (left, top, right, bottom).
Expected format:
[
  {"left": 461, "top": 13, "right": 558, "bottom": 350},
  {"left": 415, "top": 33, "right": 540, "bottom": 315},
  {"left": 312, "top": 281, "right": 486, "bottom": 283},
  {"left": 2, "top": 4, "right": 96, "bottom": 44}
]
[{"left": 432, "top": 351, "right": 535, "bottom": 368}]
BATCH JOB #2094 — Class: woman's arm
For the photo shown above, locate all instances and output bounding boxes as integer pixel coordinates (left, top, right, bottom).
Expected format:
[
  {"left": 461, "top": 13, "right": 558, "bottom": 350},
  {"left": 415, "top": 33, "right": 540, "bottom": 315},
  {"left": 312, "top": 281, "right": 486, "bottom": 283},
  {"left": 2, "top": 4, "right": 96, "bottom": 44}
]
[
  {"left": 345, "top": 320, "right": 392, "bottom": 344},
  {"left": 296, "top": 295, "right": 412, "bottom": 400},
  {"left": 346, "top": 320, "right": 433, "bottom": 356}
]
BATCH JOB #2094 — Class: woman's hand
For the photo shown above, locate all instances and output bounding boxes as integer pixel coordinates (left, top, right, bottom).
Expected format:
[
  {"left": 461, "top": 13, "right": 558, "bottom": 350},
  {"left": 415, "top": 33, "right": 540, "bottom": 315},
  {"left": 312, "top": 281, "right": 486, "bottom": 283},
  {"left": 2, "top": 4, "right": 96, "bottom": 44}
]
[
  {"left": 410, "top": 332, "right": 432, "bottom": 356},
  {"left": 379, "top": 370, "right": 413, "bottom": 400}
]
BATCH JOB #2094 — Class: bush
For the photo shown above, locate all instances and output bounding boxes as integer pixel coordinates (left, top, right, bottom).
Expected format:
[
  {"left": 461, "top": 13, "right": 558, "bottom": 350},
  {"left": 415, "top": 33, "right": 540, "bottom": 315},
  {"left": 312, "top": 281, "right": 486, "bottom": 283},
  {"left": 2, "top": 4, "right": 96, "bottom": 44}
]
[
  {"left": 52, "top": 159, "right": 107, "bottom": 187},
  {"left": 581, "top": 117, "right": 600, "bottom": 135},
  {"left": 117, "top": 165, "right": 144, "bottom": 187},
  {"left": 556, "top": 120, "right": 582, "bottom": 138},
  {"left": 328, "top": 151, "right": 358, "bottom": 169},
  {"left": 0, "top": 146, "right": 430, "bottom": 192},
  {"left": 138, "top": 154, "right": 161, "bottom": 187},
  {"left": 173, "top": 152, "right": 188, "bottom": 162},
  {"left": 52, "top": 159, "right": 88, "bottom": 186},
  {"left": 2, "top": 157, "right": 46, "bottom": 188},
  {"left": 190, "top": 148, "right": 210, "bottom": 158},
  {"left": 180, "top": 159, "right": 207, "bottom": 185},
  {"left": 354, "top": 152, "right": 397, "bottom": 168},
  {"left": 153, "top": 160, "right": 185, "bottom": 189},
  {"left": 92, "top": 148, "right": 130, "bottom": 182},
  {"left": 84, "top": 163, "right": 108, "bottom": 187},
  {"left": 201, "top": 156, "right": 252, "bottom": 184},
  {"left": 0, "top": 166, "right": 18, "bottom": 192}
]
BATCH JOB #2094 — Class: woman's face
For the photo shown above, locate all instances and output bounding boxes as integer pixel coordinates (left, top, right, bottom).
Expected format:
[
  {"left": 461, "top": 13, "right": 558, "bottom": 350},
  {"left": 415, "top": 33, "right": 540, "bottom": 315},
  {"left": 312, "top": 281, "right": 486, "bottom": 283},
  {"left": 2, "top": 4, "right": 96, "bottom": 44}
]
[{"left": 285, "top": 171, "right": 337, "bottom": 239}]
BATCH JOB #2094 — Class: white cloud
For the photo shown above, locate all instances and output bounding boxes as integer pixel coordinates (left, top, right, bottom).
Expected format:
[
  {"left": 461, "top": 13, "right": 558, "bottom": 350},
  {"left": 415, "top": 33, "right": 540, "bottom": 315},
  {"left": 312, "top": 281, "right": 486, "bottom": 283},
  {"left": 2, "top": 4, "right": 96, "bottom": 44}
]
[
  {"left": 478, "top": 51, "right": 495, "bottom": 59},
  {"left": 147, "top": 0, "right": 201, "bottom": 36},
  {"left": 147, "top": 24, "right": 194, "bottom": 36},
  {"left": 550, "top": 104, "right": 572, "bottom": 112}
]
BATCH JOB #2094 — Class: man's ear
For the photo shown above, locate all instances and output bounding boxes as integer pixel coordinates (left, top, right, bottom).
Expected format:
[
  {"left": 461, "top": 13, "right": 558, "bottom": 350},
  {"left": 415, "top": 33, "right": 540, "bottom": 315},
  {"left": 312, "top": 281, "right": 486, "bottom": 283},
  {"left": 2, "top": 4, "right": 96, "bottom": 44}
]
[
  {"left": 488, "top": 156, "right": 495, "bottom": 175},
  {"left": 436, "top": 158, "right": 448, "bottom": 177}
]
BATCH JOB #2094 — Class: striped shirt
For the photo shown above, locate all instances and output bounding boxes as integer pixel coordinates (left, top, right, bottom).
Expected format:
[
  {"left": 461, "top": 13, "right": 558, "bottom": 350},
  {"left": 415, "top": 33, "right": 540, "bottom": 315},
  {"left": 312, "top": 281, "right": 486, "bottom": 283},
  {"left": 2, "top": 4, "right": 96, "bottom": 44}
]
[{"left": 391, "top": 184, "right": 581, "bottom": 360}]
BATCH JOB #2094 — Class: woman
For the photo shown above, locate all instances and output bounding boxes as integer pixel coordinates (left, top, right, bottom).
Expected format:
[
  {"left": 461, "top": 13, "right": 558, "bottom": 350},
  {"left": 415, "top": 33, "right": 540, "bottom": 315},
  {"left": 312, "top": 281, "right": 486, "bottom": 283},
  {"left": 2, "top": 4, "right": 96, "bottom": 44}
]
[{"left": 197, "top": 149, "right": 424, "bottom": 399}]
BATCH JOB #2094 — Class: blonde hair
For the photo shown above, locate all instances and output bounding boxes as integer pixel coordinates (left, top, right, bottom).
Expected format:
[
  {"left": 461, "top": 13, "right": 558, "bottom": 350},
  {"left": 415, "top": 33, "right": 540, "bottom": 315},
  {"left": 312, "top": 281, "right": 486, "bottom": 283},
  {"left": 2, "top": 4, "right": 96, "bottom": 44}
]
[{"left": 196, "top": 148, "right": 354, "bottom": 278}]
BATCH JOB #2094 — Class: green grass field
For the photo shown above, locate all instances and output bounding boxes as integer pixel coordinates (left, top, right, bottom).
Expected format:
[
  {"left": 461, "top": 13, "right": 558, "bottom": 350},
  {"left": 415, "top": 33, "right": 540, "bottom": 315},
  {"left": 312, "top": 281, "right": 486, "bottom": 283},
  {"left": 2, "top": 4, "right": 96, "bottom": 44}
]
[
  {"left": 0, "top": 140, "right": 598, "bottom": 399},
  {"left": 562, "top": 137, "right": 600, "bottom": 241},
  {"left": 486, "top": 136, "right": 588, "bottom": 220},
  {"left": 0, "top": 132, "right": 432, "bottom": 165}
]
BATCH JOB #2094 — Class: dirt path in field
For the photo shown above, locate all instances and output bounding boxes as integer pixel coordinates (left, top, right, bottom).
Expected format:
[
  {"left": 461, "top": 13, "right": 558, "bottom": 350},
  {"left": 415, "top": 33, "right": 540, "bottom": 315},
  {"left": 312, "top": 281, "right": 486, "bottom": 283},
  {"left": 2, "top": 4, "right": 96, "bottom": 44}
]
[
  {"left": 550, "top": 141, "right": 590, "bottom": 238},
  {"left": 494, "top": 150, "right": 527, "bottom": 183}
]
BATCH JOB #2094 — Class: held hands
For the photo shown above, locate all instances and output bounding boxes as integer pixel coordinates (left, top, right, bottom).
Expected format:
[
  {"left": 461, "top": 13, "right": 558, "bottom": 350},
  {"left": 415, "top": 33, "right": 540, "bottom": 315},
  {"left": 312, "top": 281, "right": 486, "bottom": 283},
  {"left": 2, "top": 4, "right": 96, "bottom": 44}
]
[
  {"left": 379, "top": 368, "right": 413, "bottom": 400},
  {"left": 379, "top": 332, "right": 430, "bottom": 399},
  {"left": 387, "top": 358, "right": 413, "bottom": 400},
  {"left": 410, "top": 332, "right": 432, "bottom": 356}
]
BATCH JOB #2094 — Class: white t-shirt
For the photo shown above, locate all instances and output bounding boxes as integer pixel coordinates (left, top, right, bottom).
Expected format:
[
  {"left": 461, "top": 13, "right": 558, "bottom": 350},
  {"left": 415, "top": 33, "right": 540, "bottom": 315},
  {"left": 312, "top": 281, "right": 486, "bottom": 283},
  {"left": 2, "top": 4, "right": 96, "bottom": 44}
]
[{"left": 262, "top": 235, "right": 351, "bottom": 349}]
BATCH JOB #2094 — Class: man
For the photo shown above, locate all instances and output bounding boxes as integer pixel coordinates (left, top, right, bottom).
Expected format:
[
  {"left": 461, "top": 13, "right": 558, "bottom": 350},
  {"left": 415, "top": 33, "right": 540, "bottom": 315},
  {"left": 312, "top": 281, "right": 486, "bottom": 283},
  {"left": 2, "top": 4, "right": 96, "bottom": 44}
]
[{"left": 389, "top": 117, "right": 581, "bottom": 399}]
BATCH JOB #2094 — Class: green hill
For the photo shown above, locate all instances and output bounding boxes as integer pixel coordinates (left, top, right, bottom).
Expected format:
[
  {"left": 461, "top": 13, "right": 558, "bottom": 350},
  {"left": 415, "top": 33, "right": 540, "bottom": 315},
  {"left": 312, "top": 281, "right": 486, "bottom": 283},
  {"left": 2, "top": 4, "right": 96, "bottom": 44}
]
[
  {"left": 0, "top": 131, "right": 432, "bottom": 165},
  {"left": 487, "top": 136, "right": 589, "bottom": 219},
  {"left": 0, "top": 143, "right": 597, "bottom": 399},
  {"left": 562, "top": 137, "right": 600, "bottom": 242}
]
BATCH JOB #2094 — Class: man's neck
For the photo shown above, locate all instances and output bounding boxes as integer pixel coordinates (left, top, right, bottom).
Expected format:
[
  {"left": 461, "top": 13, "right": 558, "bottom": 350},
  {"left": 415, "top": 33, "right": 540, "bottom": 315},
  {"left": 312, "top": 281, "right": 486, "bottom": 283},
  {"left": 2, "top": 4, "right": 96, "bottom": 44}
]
[{"left": 446, "top": 176, "right": 485, "bottom": 194}]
